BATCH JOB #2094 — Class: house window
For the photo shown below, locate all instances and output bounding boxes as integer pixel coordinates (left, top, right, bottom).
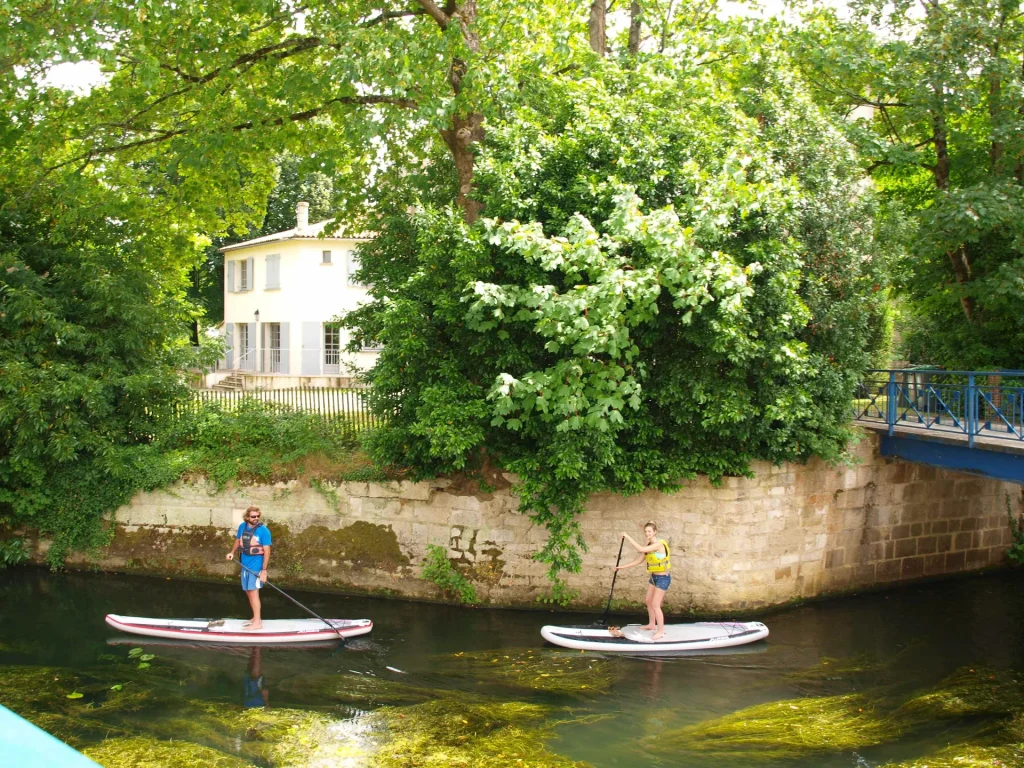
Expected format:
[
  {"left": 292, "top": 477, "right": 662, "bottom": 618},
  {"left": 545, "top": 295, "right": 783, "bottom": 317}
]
[
  {"left": 239, "top": 259, "right": 250, "bottom": 291},
  {"left": 324, "top": 323, "right": 341, "bottom": 373},
  {"left": 346, "top": 251, "right": 364, "bottom": 286},
  {"left": 322, "top": 250, "right": 332, "bottom": 264}
]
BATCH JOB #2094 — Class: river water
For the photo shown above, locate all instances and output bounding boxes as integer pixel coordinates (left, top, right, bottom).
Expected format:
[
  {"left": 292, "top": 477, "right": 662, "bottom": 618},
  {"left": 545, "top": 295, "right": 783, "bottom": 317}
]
[{"left": 1, "top": 567, "right": 1023, "bottom": 767}]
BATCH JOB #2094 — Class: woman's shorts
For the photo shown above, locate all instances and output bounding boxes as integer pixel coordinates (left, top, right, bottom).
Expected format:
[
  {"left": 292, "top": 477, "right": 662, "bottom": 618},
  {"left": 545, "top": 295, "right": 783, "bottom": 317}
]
[
  {"left": 648, "top": 573, "right": 671, "bottom": 591},
  {"left": 241, "top": 569, "right": 263, "bottom": 592}
]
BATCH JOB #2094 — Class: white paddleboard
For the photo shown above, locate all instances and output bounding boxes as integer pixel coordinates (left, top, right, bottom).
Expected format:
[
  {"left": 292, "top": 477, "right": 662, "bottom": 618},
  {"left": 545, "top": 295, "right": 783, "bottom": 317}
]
[
  {"left": 105, "top": 614, "right": 372, "bottom": 644},
  {"left": 540, "top": 621, "right": 768, "bottom": 653}
]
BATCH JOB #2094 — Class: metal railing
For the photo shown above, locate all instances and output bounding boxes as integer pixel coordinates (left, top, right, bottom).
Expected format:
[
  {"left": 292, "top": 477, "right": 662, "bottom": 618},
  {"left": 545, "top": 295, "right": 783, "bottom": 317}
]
[
  {"left": 234, "top": 348, "right": 288, "bottom": 374},
  {"left": 178, "top": 387, "right": 381, "bottom": 436},
  {"left": 853, "top": 369, "right": 1024, "bottom": 447}
]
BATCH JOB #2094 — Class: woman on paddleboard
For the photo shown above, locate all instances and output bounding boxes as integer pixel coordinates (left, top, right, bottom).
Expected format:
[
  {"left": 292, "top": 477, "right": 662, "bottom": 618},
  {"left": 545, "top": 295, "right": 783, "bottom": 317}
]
[
  {"left": 226, "top": 506, "right": 272, "bottom": 631},
  {"left": 615, "top": 522, "right": 671, "bottom": 641}
]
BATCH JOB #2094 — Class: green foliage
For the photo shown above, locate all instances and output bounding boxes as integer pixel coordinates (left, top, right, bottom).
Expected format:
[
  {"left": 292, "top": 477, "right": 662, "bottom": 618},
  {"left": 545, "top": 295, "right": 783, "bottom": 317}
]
[
  {"left": 347, "top": 47, "right": 892, "bottom": 591},
  {"left": 163, "top": 400, "right": 358, "bottom": 488},
  {"left": 789, "top": 1, "right": 1024, "bottom": 368},
  {"left": 420, "top": 544, "right": 479, "bottom": 605},
  {"left": 1007, "top": 495, "right": 1024, "bottom": 565},
  {"left": 0, "top": 538, "right": 29, "bottom": 569}
]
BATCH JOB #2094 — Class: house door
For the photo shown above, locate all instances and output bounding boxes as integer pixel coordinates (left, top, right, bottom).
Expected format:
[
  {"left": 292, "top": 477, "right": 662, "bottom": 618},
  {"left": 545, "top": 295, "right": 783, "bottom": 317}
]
[
  {"left": 237, "top": 323, "right": 251, "bottom": 371},
  {"left": 266, "top": 323, "right": 282, "bottom": 373},
  {"left": 324, "top": 324, "right": 340, "bottom": 374}
]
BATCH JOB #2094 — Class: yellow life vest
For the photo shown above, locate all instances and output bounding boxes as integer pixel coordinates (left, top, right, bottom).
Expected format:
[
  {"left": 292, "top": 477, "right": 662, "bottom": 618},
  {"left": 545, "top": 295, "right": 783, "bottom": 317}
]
[{"left": 645, "top": 539, "right": 671, "bottom": 573}]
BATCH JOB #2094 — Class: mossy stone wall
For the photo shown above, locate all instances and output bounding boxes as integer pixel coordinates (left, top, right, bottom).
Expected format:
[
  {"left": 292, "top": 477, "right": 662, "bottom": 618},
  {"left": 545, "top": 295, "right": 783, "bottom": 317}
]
[{"left": 38, "top": 431, "right": 1020, "bottom": 611}]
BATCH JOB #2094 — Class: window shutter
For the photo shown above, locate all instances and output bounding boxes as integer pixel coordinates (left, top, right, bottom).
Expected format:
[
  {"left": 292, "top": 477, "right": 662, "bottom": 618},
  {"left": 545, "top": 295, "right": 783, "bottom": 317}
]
[
  {"left": 227, "top": 260, "right": 236, "bottom": 293},
  {"left": 247, "top": 322, "right": 257, "bottom": 365},
  {"left": 246, "top": 257, "right": 255, "bottom": 291},
  {"left": 322, "top": 250, "right": 332, "bottom": 264},
  {"left": 279, "top": 322, "right": 290, "bottom": 374},
  {"left": 265, "top": 254, "right": 280, "bottom": 289},
  {"left": 301, "top": 322, "right": 321, "bottom": 375},
  {"left": 224, "top": 323, "right": 234, "bottom": 368},
  {"left": 346, "top": 250, "right": 362, "bottom": 286}
]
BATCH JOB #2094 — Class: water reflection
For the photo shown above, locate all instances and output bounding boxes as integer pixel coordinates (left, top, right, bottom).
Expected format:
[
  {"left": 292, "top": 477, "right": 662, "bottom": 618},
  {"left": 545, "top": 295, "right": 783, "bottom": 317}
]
[{"left": 0, "top": 567, "right": 1022, "bottom": 768}]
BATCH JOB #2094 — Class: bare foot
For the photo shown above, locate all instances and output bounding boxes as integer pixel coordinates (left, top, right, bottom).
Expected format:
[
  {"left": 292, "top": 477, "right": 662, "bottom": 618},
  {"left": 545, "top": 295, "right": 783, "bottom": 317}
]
[
  {"left": 243, "top": 623, "right": 263, "bottom": 631},
  {"left": 651, "top": 633, "right": 665, "bottom": 641},
  {"left": 242, "top": 621, "right": 254, "bottom": 628},
  {"left": 639, "top": 624, "right": 656, "bottom": 631}
]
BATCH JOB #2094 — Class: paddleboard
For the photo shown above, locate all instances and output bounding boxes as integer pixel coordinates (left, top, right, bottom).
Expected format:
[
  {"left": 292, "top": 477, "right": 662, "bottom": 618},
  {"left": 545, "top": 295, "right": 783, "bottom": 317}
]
[
  {"left": 540, "top": 621, "right": 768, "bottom": 653},
  {"left": 105, "top": 614, "right": 372, "bottom": 644}
]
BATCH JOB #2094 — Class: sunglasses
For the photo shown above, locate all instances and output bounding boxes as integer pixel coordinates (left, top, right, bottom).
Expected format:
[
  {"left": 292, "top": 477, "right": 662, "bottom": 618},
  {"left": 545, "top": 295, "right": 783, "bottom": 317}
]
[{"left": 247, "top": 514, "right": 261, "bottom": 519}]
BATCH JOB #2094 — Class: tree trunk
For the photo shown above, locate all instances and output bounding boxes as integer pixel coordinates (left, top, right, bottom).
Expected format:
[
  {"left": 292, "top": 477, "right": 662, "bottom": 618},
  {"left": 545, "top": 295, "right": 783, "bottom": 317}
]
[
  {"left": 421, "top": 0, "right": 485, "bottom": 223},
  {"left": 440, "top": 112, "right": 485, "bottom": 223},
  {"left": 588, "top": 0, "right": 606, "bottom": 56},
  {"left": 1017, "top": 49, "right": 1024, "bottom": 184},
  {"left": 628, "top": 1, "right": 642, "bottom": 55}
]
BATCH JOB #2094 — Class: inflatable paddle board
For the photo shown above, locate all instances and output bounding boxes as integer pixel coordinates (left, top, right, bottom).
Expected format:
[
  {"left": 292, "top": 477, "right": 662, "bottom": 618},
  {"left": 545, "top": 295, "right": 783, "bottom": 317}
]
[
  {"left": 541, "top": 621, "right": 768, "bottom": 653},
  {"left": 105, "top": 614, "right": 372, "bottom": 644}
]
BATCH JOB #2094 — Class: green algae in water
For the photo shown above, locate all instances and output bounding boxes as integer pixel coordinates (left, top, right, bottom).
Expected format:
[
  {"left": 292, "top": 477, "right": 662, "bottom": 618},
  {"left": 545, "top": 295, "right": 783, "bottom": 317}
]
[
  {"left": 881, "top": 743, "right": 1024, "bottom": 768},
  {"left": 83, "top": 735, "right": 252, "bottom": 768},
  {"left": 275, "top": 670, "right": 445, "bottom": 708},
  {"left": 369, "top": 697, "right": 595, "bottom": 768},
  {"left": 652, "top": 694, "right": 900, "bottom": 761},
  {"left": 895, "top": 667, "right": 1024, "bottom": 720},
  {"left": 434, "top": 649, "right": 617, "bottom": 695}
]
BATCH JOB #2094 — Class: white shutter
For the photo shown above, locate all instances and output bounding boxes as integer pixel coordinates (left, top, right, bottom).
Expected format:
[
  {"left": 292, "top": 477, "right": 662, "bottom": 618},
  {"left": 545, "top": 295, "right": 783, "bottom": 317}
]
[
  {"left": 265, "top": 254, "right": 280, "bottom": 289},
  {"left": 279, "top": 322, "right": 290, "bottom": 374},
  {"left": 301, "top": 322, "right": 321, "bottom": 375},
  {"left": 224, "top": 323, "right": 234, "bottom": 368},
  {"left": 346, "top": 250, "right": 361, "bottom": 285},
  {"left": 246, "top": 257, "right": 255, "bottom": 291},
  {"left": 227, "top": 260, "right": 235, "bottom": 292}
]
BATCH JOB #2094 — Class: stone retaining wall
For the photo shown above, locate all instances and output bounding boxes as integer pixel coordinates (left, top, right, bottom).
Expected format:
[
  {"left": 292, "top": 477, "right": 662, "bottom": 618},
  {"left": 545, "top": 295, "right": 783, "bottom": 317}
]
[{"left": 49, "top": 431, "right": 1020, "bottom": 612}]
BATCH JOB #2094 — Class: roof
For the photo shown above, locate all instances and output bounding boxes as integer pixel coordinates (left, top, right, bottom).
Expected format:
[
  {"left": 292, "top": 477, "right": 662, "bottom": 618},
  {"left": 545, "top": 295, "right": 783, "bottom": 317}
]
[{"left": 218, "top": 219, "right": 375, "bottom": 253}]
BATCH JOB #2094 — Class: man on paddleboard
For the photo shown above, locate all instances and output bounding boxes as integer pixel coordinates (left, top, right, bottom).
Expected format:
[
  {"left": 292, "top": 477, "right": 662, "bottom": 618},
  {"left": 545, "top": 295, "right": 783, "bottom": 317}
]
[{"left": 226, "top": 506, "right": 272, "bottom": 630}]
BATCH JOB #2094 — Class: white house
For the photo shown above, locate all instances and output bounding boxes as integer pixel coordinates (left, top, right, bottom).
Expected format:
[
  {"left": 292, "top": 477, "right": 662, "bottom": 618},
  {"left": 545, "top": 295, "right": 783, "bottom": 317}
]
[{"left": 216, "top": 202, "right": 379, "bottom": 388}]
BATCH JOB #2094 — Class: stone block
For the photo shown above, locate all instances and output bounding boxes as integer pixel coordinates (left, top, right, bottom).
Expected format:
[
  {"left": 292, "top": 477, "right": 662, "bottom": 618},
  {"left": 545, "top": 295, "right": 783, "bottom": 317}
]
[
  {"left": 923, "top": 553, "right": 945, "bottom": 576},
  {"left": 894, "top": 538, "right": 917, "bottom": 558},
  {"left": 982, "top": 529, "right": 1005, "bottom": 548},
  {"left": 965, "top": 548, "right": 991, "bottom": 568},
  {"left": 916, "top": 536, "right": 937, "bottom": 555},
  {"left": 852, "top": 563, "right": 876, "bottom": 585},
  {"left": 954, "top": 532, "right": 973, "bottom": 550},
  {"left": 876, "top": 559, "right": 901, "bottom": 582},
  {"left": 901, "top": 555, "right": 925, "bottom": 579},
  {"left": 892, "top": 523, "right": 911, "bottom": 539},
  {"left": 824, "top": 549, "right": 845, "bottom": 569},
  {"left": 944, "top": 551, "right": 966, "bottom": 571}
]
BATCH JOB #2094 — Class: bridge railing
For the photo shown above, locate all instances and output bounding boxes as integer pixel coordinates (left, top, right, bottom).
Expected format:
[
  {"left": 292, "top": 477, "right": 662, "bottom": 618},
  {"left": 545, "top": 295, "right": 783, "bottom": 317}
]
[{"left": 853, "top": 369, "right": 1024, "bottom": 447}]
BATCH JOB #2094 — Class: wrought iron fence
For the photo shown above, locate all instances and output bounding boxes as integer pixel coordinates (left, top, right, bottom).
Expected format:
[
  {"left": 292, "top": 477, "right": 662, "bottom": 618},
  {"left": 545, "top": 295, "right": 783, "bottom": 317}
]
[
  {"left": 853, "top": 369, "right": 1024, "bottom": 447},
  {"left": 178, "top": 387, "right": 381, "bottom": 436}
]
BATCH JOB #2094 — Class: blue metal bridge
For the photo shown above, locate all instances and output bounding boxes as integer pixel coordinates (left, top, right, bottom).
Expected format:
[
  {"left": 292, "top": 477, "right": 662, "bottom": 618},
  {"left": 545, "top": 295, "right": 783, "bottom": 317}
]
[{"left": 852, "top": 369, "right": 1024, "bottom": 484}]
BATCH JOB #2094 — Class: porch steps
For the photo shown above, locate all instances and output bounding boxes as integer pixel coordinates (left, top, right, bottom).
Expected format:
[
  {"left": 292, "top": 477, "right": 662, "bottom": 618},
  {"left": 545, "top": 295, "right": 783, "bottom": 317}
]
[{"left": 211, "top": 373, "right": 245, "bottom": 391}]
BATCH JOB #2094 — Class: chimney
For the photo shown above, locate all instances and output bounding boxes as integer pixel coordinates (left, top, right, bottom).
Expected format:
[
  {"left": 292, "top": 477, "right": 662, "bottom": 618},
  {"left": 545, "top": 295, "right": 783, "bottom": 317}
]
[{"left": 296, "top": 201, "right": 309, "bottom": 232}]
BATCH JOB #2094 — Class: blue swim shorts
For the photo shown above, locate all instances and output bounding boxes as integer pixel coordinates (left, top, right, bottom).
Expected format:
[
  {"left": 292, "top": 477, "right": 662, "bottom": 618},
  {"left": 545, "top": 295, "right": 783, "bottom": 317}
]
[
  {"left": 241, "top": 569, "right": 263, "bottom": 592},
  {"left": 648, "top": 573, "right": 671, "bottom": 591}
]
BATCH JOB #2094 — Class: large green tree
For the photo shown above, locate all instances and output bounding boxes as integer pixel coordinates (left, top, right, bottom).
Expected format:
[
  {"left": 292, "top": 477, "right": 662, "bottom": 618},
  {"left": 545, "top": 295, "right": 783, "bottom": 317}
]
[
  {"left": 343, "top": 37, "right": 893, "bottom": 593},
  {"left": 790, "top": 0, "right": 1024, "bottom": 368}
]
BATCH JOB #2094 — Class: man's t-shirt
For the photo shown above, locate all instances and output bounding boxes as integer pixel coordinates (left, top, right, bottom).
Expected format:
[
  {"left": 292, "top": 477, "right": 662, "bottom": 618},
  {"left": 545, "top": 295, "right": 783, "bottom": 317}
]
[{"left": 236, "top": 522, "right": 272, "bottom": 573}]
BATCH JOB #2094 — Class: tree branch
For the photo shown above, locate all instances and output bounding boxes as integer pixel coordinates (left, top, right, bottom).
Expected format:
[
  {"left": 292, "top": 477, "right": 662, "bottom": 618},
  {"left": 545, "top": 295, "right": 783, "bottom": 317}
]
[
  {"left": 362, "top": 8, "right": 427, "bottom": 27},
  {"left": 417, "top": 0, "right": 451, "bottom": 29}
]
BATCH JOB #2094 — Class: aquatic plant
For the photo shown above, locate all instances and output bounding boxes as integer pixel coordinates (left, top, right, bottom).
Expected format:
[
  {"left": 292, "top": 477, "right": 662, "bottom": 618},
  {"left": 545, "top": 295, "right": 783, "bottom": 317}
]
[
  {"left": 420, "top": 544, "right": 479, "bottom": 605},
  {"left": 785, "top": 654, "right": 889, "bottom": 694},
  {"left": 881, "top": 743, "right": 1024, "bottom": 768},
  {"left": 436, "top": 649, "right": 617, "bottom": 695},
  {"left": 652, "top": 694, "right": 899, "bottom": 761},
  {"left": 83, "top": 735, "right": 252, "bottom": 768},
  {"left": 895, "top": 667, "right": 1024, "bottom": 721},
  {"left": 368, "top": 697, "right": 593, "bottom": 768}
]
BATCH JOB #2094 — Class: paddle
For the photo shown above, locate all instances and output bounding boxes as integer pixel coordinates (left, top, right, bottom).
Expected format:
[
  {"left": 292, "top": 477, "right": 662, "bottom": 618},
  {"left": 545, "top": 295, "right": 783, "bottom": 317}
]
[
  {"left": 235, "top": 560, "right": 344, "bottom": 641},
  {"left": 599, "top": 535, "right": 626, "bottom": 628}
]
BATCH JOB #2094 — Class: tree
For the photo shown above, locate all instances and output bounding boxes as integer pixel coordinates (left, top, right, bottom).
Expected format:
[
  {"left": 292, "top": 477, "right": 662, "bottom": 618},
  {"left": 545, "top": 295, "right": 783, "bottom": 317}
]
[
  {"left": 188, "top": 154, "right": 336, "bottom": 335},
  {"left": 343, "top": 43, "right": 893, "bottom": 595},
  {"left": 790, "top": 0, "right": 1024, "bottom": 368}
]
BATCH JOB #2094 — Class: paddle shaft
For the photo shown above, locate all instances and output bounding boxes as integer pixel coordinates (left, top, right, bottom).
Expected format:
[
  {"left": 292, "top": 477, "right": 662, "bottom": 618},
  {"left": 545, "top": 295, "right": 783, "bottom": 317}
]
[
  {"left": 601, "top": 537, "right": 627, "bottom": 627},
  {"left": 235, "top": 560, "right": 343, "bottom": 640}
]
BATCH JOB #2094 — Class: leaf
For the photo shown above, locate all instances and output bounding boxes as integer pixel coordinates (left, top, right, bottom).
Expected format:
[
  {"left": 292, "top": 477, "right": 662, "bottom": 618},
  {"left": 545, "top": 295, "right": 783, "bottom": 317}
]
[
  {"left": 137, "top": 662, "right": 151, "bottom": 669},
  {"left": 127, "top": 648, "right": 144, "bottom": 658},
  {"left": 110, "top": 684, "right": 123, "bottom": 691},
  {"left": 139, "top": 654, "right": 155, "bottom": 662},
  {"left": 66, "top": 692, "right": 84, "bottom": 699}
]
